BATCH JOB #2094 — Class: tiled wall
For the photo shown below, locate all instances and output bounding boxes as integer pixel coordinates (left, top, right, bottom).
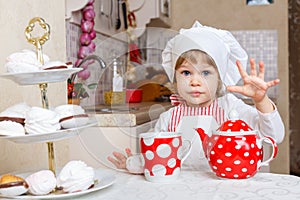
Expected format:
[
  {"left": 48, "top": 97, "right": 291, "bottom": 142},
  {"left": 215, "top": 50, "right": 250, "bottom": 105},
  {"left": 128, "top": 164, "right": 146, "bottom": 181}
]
[{"left": 232, "top": 30, "right": 278, "bottom": 99}]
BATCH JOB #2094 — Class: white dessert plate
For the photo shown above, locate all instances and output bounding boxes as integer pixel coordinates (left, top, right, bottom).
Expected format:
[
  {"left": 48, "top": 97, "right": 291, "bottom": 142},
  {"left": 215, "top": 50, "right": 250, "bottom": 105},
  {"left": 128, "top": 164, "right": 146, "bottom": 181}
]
[
  {"left": 0, "top": 119, "right": 98, "bottom": 144},
  {"left": 0, "top": 68, "right": 81, "bottom": 85},
  {"left": 0, "top": 169, "right": 116, "bottom": 199}
]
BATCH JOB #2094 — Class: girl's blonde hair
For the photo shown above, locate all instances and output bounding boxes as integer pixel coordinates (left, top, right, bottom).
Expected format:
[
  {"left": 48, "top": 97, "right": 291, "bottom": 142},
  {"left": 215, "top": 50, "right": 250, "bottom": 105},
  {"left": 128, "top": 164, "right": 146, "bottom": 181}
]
[{"left": 174, "top": 49, "right": 224, "bottom": 97}]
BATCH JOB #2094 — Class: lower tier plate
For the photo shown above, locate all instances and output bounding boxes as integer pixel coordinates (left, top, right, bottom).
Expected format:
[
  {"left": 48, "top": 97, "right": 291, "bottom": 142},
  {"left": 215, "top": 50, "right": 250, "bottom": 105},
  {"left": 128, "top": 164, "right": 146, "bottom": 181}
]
[{"left": 0, "top": 168, "right": 116, "bottom": 199}]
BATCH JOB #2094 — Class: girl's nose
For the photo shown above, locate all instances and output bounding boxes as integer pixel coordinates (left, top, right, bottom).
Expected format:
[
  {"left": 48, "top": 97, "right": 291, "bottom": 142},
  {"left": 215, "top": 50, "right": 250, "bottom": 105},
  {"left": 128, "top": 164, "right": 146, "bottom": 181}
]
[{"left": 190, "top": 75, "right": 203, "bottom": 86}]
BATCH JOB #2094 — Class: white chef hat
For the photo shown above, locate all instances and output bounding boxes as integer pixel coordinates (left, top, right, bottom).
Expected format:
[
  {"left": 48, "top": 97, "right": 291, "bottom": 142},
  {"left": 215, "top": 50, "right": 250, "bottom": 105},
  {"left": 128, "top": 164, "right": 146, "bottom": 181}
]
[{"left": 162, "top": 21, "right": 248, "bottom": 86}]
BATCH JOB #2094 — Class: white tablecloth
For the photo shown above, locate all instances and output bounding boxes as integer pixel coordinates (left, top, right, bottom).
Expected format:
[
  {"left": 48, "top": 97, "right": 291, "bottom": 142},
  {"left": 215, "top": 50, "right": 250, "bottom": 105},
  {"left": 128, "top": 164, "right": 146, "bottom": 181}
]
[{"left": 75, "top": 169, "right": 300, "bottom": 200}]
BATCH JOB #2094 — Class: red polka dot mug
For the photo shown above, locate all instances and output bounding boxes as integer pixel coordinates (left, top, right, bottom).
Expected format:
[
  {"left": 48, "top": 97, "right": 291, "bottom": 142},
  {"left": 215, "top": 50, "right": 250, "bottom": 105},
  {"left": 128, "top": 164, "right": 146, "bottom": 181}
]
[
  {"left": 195, "top": 111, "right": 278, "bottom": 179},
  {"left": 140, "top": 132, "right": 192, "bottom": 182}
]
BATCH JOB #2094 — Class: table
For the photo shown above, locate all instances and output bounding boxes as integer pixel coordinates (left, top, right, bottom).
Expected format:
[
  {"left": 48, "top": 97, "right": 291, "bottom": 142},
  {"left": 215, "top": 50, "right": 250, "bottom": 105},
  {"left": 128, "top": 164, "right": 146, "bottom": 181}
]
[{"left": 76, "top": 169, "right": 300, "bottom": 200}]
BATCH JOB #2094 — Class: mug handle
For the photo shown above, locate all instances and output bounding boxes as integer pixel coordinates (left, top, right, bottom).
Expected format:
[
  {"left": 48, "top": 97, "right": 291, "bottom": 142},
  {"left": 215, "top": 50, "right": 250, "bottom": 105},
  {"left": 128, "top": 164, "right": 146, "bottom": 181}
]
[
  {"left": 180, "top": 139, "right": 192, "bottom": 163},
  {"left": 258, "top": 136, "right": 278, "bottom": 167}
]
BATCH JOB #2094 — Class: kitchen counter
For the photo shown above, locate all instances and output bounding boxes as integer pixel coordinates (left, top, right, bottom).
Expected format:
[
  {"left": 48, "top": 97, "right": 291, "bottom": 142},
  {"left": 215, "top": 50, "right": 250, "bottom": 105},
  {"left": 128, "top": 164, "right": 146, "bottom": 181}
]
[
  {"left": 84, "top": 101, "right": 173, "bottom": 127},
  {"left": 82, "top": 97, "right": 272, "bottom": 127}
]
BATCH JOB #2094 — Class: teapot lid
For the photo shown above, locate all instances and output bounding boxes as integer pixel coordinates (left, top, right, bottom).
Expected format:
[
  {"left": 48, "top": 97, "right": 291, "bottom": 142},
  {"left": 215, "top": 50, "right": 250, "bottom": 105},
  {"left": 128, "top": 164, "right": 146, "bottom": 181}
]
[{"left": 219, "top": 110, "right": 253, "bottom": 132}]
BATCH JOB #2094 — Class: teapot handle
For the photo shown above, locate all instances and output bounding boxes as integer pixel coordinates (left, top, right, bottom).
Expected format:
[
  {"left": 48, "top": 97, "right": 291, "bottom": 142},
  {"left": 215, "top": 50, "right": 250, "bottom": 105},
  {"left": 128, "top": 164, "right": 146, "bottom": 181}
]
[
  {"left": 258, "top": 136, "right": 278, "bottom": 167},
  {"left": 180, "top": 139, "right": 192, "bottom": 163}
]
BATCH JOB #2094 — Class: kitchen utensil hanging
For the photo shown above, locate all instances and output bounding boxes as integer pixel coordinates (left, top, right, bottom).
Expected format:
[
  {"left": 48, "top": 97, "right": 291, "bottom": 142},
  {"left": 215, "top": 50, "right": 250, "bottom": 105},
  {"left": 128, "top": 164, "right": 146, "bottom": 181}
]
[
  {"left": 100, "top": 0, "right": 113, "bottom": 29},
  {"left": 115, "top": 0, "right": 121, "bottom": 30},
  {"left": 121, "top": 0, "right": 128, "bottom": 30}
]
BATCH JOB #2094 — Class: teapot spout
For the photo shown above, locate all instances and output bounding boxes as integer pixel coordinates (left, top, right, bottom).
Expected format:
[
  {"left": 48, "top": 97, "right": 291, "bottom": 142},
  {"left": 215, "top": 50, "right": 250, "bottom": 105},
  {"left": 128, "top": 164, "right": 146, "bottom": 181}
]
[
  {"left": 195, "top": 128, "right": 208, "bottom": 142},
  {"left": 195, "top": 128, "right": 210, "bottom": 158}
]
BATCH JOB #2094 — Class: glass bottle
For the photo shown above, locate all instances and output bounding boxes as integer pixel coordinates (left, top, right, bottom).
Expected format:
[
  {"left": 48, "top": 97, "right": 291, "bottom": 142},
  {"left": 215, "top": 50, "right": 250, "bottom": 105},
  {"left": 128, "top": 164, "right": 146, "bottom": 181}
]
[{"left": 104, "top": 58, "right": 126, "bottom": 105}]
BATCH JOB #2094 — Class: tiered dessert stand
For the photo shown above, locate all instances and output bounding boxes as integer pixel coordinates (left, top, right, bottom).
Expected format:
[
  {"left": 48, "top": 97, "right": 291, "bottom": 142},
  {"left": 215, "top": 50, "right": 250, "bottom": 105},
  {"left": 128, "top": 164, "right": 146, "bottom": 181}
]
[{"left": 0, "top": 17, "right": 97, "bottom": 175}]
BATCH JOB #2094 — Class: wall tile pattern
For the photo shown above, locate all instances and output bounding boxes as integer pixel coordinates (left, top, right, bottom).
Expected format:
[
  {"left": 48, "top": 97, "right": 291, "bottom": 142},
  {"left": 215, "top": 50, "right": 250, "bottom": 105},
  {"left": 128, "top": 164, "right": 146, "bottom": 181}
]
[{"left": 232, "top": 30, "right": 278, "bottom": 99}]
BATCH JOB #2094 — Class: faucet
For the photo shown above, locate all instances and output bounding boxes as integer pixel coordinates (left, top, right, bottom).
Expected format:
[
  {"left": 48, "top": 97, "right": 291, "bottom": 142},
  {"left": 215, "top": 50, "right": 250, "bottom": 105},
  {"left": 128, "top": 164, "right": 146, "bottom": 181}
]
[{"left": 70, "top": 54, "right": 106, "bottom": 82}]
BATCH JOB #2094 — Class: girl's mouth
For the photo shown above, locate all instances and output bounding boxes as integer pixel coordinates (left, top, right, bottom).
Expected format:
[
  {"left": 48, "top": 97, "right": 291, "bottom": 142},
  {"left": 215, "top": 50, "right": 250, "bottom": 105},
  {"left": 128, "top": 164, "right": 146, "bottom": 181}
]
[{"left": 190, "top": 91, "right": 202, "bottom": 97}]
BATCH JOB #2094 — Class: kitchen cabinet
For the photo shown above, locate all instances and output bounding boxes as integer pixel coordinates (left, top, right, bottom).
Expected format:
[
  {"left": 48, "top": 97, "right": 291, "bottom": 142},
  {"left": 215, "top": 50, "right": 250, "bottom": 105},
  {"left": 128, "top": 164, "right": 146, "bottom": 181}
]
[
  {"left": 65, "top": 0, "right": 89, "bottom": 20},
  {"left": 129, "top": 0, "right": 172, "bottom": 36}
]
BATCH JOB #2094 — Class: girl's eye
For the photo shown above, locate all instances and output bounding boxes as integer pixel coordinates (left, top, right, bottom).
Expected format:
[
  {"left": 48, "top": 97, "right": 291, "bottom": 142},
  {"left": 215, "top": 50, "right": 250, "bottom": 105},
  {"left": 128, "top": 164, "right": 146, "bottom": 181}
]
[
  {"left": 202, "top": 70, "right": 210, "bottom": 76},
  {"left": 182, "top": 70, "right": 191, "bottom": 76}
]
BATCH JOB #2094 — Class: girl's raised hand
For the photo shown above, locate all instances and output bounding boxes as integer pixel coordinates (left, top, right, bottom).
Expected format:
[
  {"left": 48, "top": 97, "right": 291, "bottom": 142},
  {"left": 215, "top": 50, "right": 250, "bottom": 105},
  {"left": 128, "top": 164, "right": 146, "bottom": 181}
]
[
  {"left": 107, "top": 148, "right": 133, "bottom": 170},
  {"left": 226, "top": 58, "right": 280, "bottom": 104}
]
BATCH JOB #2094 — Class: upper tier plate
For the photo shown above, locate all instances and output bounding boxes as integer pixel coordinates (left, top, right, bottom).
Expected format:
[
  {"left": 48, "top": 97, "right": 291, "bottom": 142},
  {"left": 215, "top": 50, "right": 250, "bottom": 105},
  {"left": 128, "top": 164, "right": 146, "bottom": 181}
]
[
  {"left": 0, "top": 68, "right": 81, "bottom": 85},
  {"left": 0, "top": 119, "right": 98, "bottom": 144}
]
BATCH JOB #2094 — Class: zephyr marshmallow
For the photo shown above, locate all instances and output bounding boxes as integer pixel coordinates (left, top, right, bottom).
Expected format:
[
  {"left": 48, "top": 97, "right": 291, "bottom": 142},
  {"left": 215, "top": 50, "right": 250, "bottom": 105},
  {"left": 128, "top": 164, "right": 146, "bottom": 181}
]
[
  {"left": 25, "top": 107, "right": 61, "bottom": 134},
  {"left": 4, "top": 102, "right": 31, "bottom": 117},
  {"left": 0, "top": 103, "right": 31, "bottom": 136},
  {"left": 0, "top": 121, "right": 25, "bottom": 136},
  {"left": 54, "top": 105, "right": 89, "bottom": 129},
  {"left": 5, "top": 49, "right": 50, "bottom": 73},
  {"left": 0, "top": 103, "right": 31, "bottom": 125},
  {"left": 56, "top": 160, "right": 95, "bottom": 193},
  {"left": 0, "top": 174, "right": 29, "bottom": 197},
  {"left": 25, "top": 170, "right": 56, "bottom": 195},
  {"left": 41, "top": 61, "right": 69, "bottom": 70},
  {"left": 0, "top": 110, "right": 25, "bottom": 125}
]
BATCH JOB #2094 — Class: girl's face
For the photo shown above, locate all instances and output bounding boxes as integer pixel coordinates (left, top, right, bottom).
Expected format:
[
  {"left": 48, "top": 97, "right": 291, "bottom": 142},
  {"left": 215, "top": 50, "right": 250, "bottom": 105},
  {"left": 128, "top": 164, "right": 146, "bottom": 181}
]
[{"left": 175, "top": 54, "right": 220, "bottom": 107}]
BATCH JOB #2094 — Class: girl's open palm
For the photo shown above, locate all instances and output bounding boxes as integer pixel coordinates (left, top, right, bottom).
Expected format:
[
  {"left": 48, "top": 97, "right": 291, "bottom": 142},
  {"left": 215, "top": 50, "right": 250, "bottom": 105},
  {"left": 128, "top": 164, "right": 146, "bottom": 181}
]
[{"left": 226, "top": 58, "right": 280, "bottom": 104}]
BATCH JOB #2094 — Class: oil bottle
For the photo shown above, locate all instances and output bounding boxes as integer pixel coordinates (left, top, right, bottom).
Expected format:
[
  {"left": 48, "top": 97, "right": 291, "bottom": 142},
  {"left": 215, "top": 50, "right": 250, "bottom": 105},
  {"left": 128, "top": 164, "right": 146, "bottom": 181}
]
[{"left": 104, "top": 58, "right": 125, "bottom": 105}]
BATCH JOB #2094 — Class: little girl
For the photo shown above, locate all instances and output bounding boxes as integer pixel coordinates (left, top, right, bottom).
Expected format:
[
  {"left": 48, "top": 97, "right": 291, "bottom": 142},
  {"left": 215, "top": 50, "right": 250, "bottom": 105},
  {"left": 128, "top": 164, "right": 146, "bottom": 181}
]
[{"left": 108, "top": 21, "right": 285, "bottom": 173}]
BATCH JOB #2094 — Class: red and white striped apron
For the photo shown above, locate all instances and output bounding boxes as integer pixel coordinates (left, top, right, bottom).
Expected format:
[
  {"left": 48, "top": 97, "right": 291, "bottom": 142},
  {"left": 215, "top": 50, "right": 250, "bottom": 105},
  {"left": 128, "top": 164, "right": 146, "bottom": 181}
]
[{"left": 168, "top": 100, "right": 225, "bottom": 132}]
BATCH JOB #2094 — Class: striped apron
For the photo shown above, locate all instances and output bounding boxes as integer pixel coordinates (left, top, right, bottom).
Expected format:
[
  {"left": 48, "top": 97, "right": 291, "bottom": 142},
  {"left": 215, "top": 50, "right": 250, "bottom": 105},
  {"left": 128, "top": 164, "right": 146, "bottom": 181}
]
[{"left": 168, "top": 100, "right": 225, "bottom": 132}]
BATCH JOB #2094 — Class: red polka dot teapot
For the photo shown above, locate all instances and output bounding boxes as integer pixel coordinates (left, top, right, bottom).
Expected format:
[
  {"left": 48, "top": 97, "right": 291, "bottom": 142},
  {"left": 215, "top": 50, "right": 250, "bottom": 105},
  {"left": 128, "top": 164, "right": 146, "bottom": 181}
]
[{"left": 195, "top": 110, "right": 278, "bottom": 179}]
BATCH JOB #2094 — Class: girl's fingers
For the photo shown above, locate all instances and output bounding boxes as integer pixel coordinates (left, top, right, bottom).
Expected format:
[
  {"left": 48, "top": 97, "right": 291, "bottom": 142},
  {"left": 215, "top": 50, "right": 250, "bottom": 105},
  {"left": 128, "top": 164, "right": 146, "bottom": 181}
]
[
  {"left": 107, "top": 149, "right": 134, "bottom": 169},
  {"left": 236, "top": 60, "right": 248, "bottom": 79},
  {"left": 112, "top": 151, "right": 127, "bottom": 163},
  {"left": 125, "top": 148, "right": 133, "bottom": 157},
  {"left": 258, "top": 61, "right": 265, "bottom": 80},
  {"left": 251, "top": 77, "right": 280, "bottom": 90},
  {"left": 267, "top": 79, "right": 280, "bottom": 87},
  {"left": 226, "top": 85, "right": 244, "bottom": 94},
  {"left": 107, "top": 156, "right": 123, "bottom": 168},
  {"left": 250, "top": 58, "right": 257, "bottom": 76}
]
